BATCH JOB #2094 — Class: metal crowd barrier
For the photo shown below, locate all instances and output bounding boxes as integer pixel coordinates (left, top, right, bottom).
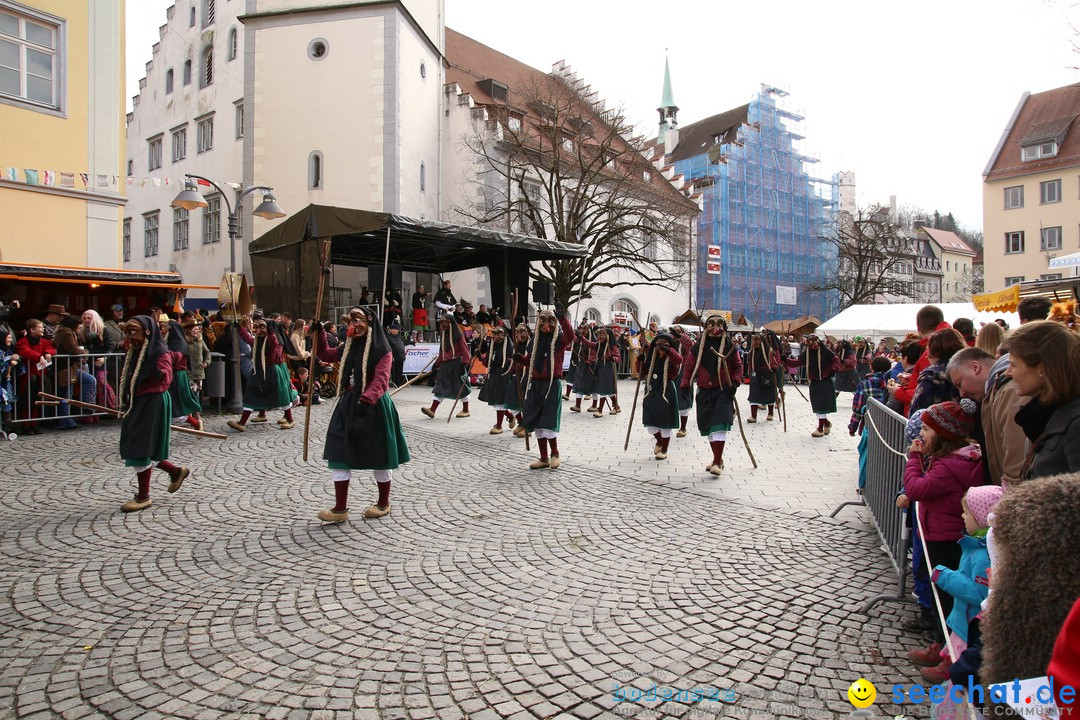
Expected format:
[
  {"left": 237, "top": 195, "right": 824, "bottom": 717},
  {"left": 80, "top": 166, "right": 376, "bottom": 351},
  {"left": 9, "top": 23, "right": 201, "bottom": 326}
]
[
  {"left": 11, "top": 352, "right": 125, "bottom": 425},
  {"left": 830, "top": 397, "right": 913, "bottom": 613}
]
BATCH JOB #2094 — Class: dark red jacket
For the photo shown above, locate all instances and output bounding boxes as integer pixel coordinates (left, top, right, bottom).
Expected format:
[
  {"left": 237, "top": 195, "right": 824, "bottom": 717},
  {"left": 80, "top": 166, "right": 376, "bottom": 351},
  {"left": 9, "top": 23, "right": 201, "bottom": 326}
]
[{"left": 520, "top": 316, "right": 574, "bottom": 380}]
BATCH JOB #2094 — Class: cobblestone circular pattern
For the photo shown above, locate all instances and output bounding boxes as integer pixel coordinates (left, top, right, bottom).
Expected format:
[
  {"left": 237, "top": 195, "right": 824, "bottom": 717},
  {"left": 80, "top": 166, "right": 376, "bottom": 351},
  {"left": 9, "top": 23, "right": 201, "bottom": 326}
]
[{"left": 0, "top": 394, "right": 929, "bottom": 720}]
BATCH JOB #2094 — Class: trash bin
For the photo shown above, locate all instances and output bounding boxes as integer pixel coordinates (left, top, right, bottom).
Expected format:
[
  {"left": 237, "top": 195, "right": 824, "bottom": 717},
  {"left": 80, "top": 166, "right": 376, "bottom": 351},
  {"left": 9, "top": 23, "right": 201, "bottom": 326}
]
[{"left": 205, "top": 352, "right": 225, "bottom": 398}]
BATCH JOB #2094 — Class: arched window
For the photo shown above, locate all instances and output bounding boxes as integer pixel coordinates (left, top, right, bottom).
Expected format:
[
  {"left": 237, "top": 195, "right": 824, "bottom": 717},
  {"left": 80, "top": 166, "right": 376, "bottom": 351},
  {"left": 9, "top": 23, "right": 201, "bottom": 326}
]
[
  {"left": 203, "top": 0, "right": 215, "bottom": 26},
  {"left": 165, "top": 69, "right": 174, "bottom": 93},
  {"left": 189, "top": 6, "right": 196, "bottom": 27},
  {"left": 611, "top": 298, "right": 638, "bottom": 327},
  {"left": 201, "top": 46, "right": 213, "bottom": 87},
  {"left": 420, "top": 162, "right": 426, "bottom": 192},
  {"left": 583, "top": 308, "right": 601, "bottom": 326},
  {"left": 227, "top": 27, "right": 238, "bottom": 61},
  {"left": 183, "top": 60, "right": 191, "bottom": 86},
  {"left": 309, "top": 151, "right": 323, "bottom": 189}
]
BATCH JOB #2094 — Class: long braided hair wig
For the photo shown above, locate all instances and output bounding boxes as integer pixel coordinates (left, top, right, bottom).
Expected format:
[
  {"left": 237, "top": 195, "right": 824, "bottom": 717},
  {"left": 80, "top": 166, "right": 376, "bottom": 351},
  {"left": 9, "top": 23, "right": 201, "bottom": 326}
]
[
  {"left": 488, "top": 326, "right": 511, "bottom": 373},
  {"left": 164, "top": 319, "right": 192, "bottom": 370},
  {"left": 643, "top": 331, "right": 675, "bottom": 402},
  {"left": 118, "top": 316, "right": 167, "bottom": 413},
  {"left": 806, "top": 335, "right": 836, "bottom": 379},
  {"left": 439, "top": 314, "right": 465, "bottom": 358},
  {"left": 336, "top": 307, "right": 391, "bottom": 395},
  {"left": 688, "top": 315, "right": 735, "bottom": 388}
]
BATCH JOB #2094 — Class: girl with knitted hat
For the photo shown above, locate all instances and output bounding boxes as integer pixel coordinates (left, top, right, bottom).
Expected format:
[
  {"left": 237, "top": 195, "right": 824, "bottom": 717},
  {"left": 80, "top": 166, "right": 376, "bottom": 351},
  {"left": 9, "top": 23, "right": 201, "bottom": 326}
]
[
  {"left": 896, "top": 401, "right": 983, "bottom": 667},
  {"left": 910, "top": 484, "right": 1003, "bottom": 682}
]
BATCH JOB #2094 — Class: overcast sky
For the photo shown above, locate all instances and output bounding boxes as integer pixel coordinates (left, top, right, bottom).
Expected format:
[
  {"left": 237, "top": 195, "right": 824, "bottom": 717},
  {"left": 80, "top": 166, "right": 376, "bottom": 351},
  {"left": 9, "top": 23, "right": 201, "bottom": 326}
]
[{"left": 126, "top": 0, "right": 1080, "bottom": 233}]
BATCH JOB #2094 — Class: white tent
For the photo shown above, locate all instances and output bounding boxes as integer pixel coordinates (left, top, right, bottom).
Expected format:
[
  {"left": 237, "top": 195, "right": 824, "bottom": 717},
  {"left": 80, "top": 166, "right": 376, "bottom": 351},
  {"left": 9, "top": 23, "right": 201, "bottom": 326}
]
[{"left": 816, "top": 303, "right": 1019, "bottom": 340}]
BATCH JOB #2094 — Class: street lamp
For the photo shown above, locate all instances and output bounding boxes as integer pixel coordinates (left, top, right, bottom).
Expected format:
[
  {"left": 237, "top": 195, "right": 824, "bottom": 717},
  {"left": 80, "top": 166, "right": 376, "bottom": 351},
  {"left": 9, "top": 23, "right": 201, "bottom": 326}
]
[{"left": 172, "top": 173, "right": 286, "bottom": 414}]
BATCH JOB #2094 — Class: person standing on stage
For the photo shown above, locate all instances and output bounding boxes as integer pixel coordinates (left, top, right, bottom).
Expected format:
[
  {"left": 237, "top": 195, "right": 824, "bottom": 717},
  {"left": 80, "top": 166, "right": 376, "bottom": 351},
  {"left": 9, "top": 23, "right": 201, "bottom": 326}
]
[
  {"left": 423, "top": 314, "right": 471, "bottom": 418},
  {"left": 786, "top": 333, "right": 840, "bottom": 436},
  {"left": 313, "top": 308, "right": 409, "bottom": 522},
  {"left": 640, "top": 331, "right": 682, "bottom": 460},
  {"left": 478, "top": 324, "right": 515, "bottom": 434},
  {"left": 410, "top": 285, "right": 429, "bottom": 342},
  {"left": 227, "top": 318, "right": 297, "bottom": 431},
  {"left": 432, "top": 279, "right": 457, "bottom": 319},
  {"left": 745, "top": 332, "right": 779, "bottom": 423},
  {"left": 117, "top": 316, "right": 190, "bottom": 512},
  {"left": 681, "top": 314, "right": 743, "bottom": 475},
  {"left": 517, "top": 307, "right": 574, "bottom": 469}
]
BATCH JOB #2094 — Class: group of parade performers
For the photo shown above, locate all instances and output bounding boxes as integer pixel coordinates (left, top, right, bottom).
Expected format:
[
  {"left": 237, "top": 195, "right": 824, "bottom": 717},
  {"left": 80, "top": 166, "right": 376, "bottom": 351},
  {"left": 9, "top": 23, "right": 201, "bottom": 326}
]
[{"left": 106, "top": 305, "right": 842, "bottom": 524}]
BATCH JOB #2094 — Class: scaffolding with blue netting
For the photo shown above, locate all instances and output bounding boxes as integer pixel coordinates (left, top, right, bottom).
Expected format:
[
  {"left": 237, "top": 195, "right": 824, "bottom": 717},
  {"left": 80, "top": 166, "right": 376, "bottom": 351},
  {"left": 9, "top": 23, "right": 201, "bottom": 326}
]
[{"left": 673, "top": 86, "right": 839, "bottom": 326}]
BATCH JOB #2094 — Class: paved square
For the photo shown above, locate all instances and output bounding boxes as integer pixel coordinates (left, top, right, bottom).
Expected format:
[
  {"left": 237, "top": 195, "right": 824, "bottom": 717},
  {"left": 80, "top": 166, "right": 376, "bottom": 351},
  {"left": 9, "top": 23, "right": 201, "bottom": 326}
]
[{"left": 0, "top": 381, "right": 934, "bottom": 719}]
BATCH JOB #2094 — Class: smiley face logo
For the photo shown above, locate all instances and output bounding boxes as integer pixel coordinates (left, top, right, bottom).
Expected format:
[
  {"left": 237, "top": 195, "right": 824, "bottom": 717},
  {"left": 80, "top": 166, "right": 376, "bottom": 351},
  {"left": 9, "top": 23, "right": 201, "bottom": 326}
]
[{"left": 848, "top": 678, "right": 876, "bottom": 708}]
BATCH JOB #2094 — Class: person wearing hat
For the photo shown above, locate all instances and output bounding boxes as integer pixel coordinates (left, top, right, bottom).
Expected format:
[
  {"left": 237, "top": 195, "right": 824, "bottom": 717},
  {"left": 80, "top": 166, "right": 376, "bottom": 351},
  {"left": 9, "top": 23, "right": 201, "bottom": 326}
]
[
  {"left": 160, "top": 316, "right": 204, "bottom": 432},
  {"left": 895, "top": 400, "right": 982, "bottom": 658},
  {"left": 104, "top": 304, "right": 125, "bottom": 350},
  {"left": 638, "top": 331, "right": 682, "bottom": 460},
  {"left": 422, "top": 313, "right": 471, "bottom": 419},
  {"left": 477, "top": 323, "right": 516, "bottom": 434},
  {"left": 785, "top": 333, "right": 840, "bottom": 437},
  {"left": 909, "top": 483, "right": 1002, "bottom": 683},
  {"left": 432, "top": 279, "right": 457, "bottom": 321},
  {"left": 670, "top": 326, "right": 695, "bottom": 437},
  {"left": 385, "top": 318, "right": 409, "bottom": 387},
  {"left": 116, "top": 316, "right": 191, "bottom": 512},
  {"left": 227, "top": 318, "right": 297, "bottom": 431},
  {"left": 312, "top": 307, "right": 410, "bottom": 522},
  {"left": 576, "top": 325, "right": 620, "bottom": 417},
  {"left": 411, "top": 285, "right": 429, "bottom": 342},
  {"left": 567, "top": 322, "right": 595, "bottom": 412},
  {"left": 745, "top": 332, "right": 780, "bottom": 423},
  {"left": 516, "top": 306, "right": 575, "bottom": 469},
  {"left": 680, "top": 314, "right": 743, "bottom": 475},
  {"left": 42, "top": 303, "right": 65, "bottom": 340},
  {"left": 853, "top": 336, "right": 872, "bottom": 379}
]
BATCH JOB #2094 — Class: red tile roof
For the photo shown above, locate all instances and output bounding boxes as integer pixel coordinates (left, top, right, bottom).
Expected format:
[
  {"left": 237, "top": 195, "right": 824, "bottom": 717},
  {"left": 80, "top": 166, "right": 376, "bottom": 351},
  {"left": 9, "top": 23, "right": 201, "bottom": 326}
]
[
  {"left": 920, "top": 227, "right": 976, "bottom": 256},
  {"left": 985, "top": 83, "right": 1080, "bottom": 181}
]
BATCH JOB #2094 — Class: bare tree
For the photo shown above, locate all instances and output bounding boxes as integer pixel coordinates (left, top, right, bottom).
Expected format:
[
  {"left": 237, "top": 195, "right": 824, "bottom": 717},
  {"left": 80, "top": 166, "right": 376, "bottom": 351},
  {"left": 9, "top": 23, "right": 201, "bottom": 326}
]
[
  {"left": 954, "top": 264, "right": 985, "bottom": 298},
  {"left": 456, "top": 74, "right": 696, "bottom": 307},
  {"left": 808, "top": 206, "right": 915, "bottom": 309}
]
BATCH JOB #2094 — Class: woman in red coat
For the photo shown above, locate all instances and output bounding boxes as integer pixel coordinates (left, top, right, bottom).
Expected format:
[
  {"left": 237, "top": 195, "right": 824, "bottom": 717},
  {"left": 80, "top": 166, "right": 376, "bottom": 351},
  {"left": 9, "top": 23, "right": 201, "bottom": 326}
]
[{"left": 15, "top": 318, "right": 57, "bottom": 435}]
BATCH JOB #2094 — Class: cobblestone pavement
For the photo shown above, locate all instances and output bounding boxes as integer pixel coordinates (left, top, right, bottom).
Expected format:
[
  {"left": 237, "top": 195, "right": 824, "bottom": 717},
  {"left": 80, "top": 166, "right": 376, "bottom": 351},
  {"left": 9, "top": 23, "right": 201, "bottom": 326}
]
[{"left": 0, "top": 380, "right": 935, "bottom": 720}]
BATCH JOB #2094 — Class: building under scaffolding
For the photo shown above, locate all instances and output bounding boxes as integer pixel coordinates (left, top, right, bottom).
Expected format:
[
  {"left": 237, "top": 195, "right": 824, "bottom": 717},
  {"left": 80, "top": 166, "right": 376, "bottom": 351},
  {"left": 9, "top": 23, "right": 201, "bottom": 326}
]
[{"left": 664, "top": 85, "right": 839, "bottom": 326}]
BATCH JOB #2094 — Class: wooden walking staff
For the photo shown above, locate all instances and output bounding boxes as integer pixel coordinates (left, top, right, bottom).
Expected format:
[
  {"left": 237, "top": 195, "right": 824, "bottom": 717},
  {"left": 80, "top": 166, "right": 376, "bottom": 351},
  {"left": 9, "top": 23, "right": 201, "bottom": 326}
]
[
  {"left": 303, "top": 239, "right": 332, "bottom": 462},
  {"left": 445, "top": 351, "right": 477, "bottom": 424},
  {"left": 37, "top": 392, "right": 228, "bottom": 439},
  {"left": 622, "top": 310, "right": 647, "bottom": 451},
  {"left": 389, "top": 354, "right": 437, "bottom": 397},
  {"left": 731, "top": 397, "right": 758, "bottom": 469}
]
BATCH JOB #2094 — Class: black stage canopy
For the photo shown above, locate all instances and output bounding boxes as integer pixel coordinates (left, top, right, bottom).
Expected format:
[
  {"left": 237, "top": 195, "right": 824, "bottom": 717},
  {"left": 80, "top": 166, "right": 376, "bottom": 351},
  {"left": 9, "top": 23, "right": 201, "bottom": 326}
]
[{"left": 249, "top": 205, "right": 587, "bottom": 318}]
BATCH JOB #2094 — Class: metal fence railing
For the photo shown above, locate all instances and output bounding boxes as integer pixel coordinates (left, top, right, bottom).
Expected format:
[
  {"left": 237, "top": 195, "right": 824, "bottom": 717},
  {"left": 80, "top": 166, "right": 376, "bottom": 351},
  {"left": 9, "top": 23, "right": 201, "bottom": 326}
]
[
  {"left": 11, "top": 352, "right": 125, "bottom": 425},
  {"left": 831, "top": 397, "right": 913, "bottom": 613}
]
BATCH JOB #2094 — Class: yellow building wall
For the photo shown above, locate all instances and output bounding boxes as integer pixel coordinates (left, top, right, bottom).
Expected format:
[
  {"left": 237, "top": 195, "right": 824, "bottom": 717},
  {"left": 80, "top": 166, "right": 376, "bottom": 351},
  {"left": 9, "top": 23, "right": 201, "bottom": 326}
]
[
  {"left": 983, "top": 169, "right": 1080, "bottom": 291},
  {"left": 0, "top": 0, "right": 126, "bottom": 267}
]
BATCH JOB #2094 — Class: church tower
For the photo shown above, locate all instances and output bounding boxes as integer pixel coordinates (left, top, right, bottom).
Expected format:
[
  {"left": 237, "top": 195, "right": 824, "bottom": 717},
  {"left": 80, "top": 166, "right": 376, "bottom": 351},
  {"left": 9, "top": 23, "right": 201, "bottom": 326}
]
[{"left": 657, "top": 53, "right": 679, "bottom": 156}]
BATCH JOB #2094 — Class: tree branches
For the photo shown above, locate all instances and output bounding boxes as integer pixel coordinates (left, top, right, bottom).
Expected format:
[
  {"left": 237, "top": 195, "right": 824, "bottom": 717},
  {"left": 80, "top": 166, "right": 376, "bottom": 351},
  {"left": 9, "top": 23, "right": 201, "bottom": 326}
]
[{"left": 455, "top": 73, "right": 695, "bottom": 307}]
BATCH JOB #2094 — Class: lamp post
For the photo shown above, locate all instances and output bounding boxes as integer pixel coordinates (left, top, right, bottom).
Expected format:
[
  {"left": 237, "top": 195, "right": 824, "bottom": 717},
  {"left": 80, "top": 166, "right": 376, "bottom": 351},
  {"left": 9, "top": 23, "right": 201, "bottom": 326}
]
[{"left": 172, "top": 174, "right": 285, "bottom": 414}]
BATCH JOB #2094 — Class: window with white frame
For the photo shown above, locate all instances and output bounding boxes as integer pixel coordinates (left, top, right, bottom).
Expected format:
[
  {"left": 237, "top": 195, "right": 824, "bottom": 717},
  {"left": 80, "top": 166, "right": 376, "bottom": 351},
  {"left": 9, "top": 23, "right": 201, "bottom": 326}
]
[
  {"left": 148, "top": 135, "right": 162, "bottom": 170},
  {"left": 123, "top": 218, "right": 131, "bottom": 262},
  {"left": 173, "top": 207, "right": 189, "bottom": 250},
  {"left": 0, "top": 3, "right": 62, "bottom": 111},
  {"left": 1004, "top": 185, "right": 1023, "bottom": 209},
  {"left": 171, "top": 126, "right": 186, "bottom": 163},
  {"left": 202, "top": 0, "right": 215, "bottom": 27},
  {"left": 1040, "top": 179, "right": 1061, "bottom": 204},
  {"left": 507, "top": 114, "right": 521, "bottom": 132},
  {"left": 561, "top": 136, "right": 573, "bottom": 152},
  {"left": 202, "top": 194, "right": 220, "bottom": 244},
  {"left": 1005, "top": 231, "right": 1024, "bottom": 254},
  {"left": 583, "top": 308, "right": 601, "bottom": 325},
  {"left": 1041, "top": 273, "right": 1063, "bottom": 281},
  {"left": 1041, "top": 226, "right": 1062, "bottom": 251},
  {"left": 1022, "top": 142, "right": 1058, "bottom": 161},
  {"left": 611, "top": 298, "right": 638, "bottom": 318},
  {"left": 234, "top": 101, "right": 243, "bottom": 139},
  {"left": 196, "top": 115, "right": 213, "bottom": 153},
  {"left": 1005, "top": 276, "right": 1025, "bottom": 286},
  {"left": 227, "top": 27, "right": 237, "bottom": 61},
  {"left": 144, "top": 213, "right": 159, "bottom": 257}
]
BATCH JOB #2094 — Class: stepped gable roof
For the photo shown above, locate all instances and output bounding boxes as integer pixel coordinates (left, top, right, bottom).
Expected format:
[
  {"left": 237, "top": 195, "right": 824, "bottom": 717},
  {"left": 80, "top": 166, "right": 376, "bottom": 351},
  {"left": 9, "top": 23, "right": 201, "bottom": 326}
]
[
  {"left": 921, "top": 227, "right": 976, "bottom": 257},
  {"left": 666, "top": 104, "right": 751, "bottom": 164},
  {"left": 985, "top": 83, "right": 1080, "bottom": 181}
]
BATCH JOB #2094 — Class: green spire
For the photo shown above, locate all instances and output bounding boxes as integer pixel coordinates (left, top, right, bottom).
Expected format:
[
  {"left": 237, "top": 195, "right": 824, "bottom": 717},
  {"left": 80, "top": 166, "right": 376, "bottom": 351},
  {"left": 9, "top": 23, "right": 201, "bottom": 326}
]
[{"left": 660, "top": 54, "right": 677, "bottom": 111}]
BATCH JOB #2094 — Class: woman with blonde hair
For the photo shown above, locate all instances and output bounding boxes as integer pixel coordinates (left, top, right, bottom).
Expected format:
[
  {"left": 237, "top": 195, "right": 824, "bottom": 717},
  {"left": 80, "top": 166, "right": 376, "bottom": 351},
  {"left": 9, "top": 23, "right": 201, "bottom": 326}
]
[
  {"left": 974, "top": 321, "right": 1005, "bottom": 357},
  {"left": 1007, "top": 320, "right": 1080, "bottom": 480},
  {"left": 80, "top": 308, "right": 119, "bottom": 409}
]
